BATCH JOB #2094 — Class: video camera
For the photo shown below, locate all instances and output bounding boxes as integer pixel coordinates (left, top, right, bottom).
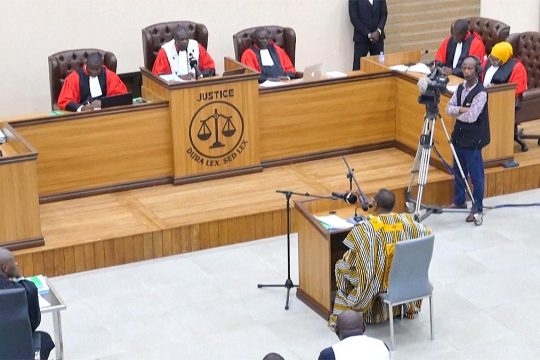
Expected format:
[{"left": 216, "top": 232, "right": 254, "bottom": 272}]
[{"left": 417, "top": 63, "right": 449, "bottom": 118}]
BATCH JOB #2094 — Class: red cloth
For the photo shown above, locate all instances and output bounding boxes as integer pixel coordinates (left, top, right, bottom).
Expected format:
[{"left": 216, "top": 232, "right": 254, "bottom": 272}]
[
  {"left": 435, "top": 32, "right": 486, "bottom": 65},
  {"left": 151, "top": 44, "right": 215, "bottom": 75},
  {"left": 57, "top": 66, "right": 127, "bottom": 110},
  {"left": 240, "top": 43, "right": 296, "bottom": 74},
  {"left": 509, "top": 59, "right": 528, "bottom": 97}
]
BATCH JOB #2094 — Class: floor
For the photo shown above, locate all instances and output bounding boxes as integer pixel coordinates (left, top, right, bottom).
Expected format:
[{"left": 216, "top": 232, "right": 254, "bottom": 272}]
[{"left": 39, "top": 188, "right": 540, "bottom": 360}]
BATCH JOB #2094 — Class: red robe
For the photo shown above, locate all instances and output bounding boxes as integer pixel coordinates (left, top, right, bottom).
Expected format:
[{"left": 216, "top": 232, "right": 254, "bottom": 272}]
[
  {"left": 508, "top": 60, "right": 528, "bottom": 97},
  {"left": 152, "top": 44, "right": 215, "bottom": 75},
  {"left": 240, "top": 43, "right": 296, "bottom": 74},
  {"left": 435, "top": 32, "right": 486, "bottom": 67},
  {"left": 57, "top": 66, "right": 127, "bottom": 111}
]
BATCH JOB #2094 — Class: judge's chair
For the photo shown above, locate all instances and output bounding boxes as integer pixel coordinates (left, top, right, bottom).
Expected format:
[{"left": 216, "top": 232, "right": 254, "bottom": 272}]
[
  {"left": 378, "top": 234, "right": 435, "bottom": 349},
  {"left": 508, "top": 31, "right": 540, "bottom": 151},
  {"left": 466, "top": 17, "right": 510, "bottom": 54},
  {"left": 232, "top": 26, "right": 297, "bottom": 67},
  {"left": 48, "top": 49, "right": 117, "bottom": 110},
  {"left": 142, "top": 21, "right": 209, "bottom": 71},
  {"left": 0, "top": 288, "right": 41, "bottom": 359}
]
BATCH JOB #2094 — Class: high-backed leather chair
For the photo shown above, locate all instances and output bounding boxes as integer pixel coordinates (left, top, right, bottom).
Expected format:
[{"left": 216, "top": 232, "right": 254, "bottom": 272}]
[
  {"left": 466, "top": 17, "right": 510, "bottom": 54},
  {"left": 233, "top": 26, "right": 297, "bottom": 66},
  {"left": 0, "top": 288, "right": 41, "bottom": 359},
  {"left": 142, "top": 21, "right": 209, "bottom": 71},
  {"left": 48, "top": 49, "right": 117, "bottom": 110},
  {"left": 508, "top": 31, "right": 540, "bottom": 150}
]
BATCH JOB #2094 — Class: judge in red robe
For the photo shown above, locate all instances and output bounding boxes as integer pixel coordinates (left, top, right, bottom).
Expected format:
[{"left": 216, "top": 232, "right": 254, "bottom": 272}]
[
  {"left": 483, "top": 41, "right": 528, "bottom": 97},
  {"left": 152, "top": 27, "right": 215, "bottom": 79},
  {"left": 240, "top": 27, "right": 296, "bottom": 83},
  {"left": 435, "top": 19, "right": 486, "bottom": 78},
  {"left": 57, "top": 52, "right": 128, "bottom": 112}
]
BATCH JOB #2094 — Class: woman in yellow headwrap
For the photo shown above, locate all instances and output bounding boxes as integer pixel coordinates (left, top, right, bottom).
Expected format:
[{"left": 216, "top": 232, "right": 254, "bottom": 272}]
[{"left": 483, "top": 41, "right": 528, "bottom": 97}]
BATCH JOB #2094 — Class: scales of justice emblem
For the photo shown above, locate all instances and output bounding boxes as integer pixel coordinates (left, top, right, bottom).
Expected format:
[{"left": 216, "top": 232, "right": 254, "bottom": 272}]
[{"left": 189, "top": 101, "right": 244, "bottom": 159}]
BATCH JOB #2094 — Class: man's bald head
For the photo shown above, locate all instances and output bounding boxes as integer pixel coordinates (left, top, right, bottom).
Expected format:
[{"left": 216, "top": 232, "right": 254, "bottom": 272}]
[
  {"left": 336, "top": 310, "right": 365, "bottom": 340},
  {"left": 0, "top": 248, "right": 20, "bottom": 279},
  {"left": 374, "top": 188, "right": 395, "bottom": 213},
  {"left": 173, "top": 27, "right": 191, "bottom": 51}
]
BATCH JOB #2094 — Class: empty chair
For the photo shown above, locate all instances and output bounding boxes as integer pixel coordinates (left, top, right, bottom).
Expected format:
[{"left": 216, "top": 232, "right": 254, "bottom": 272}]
[
  {"left": 48, "top": 48, "right": 117, "bottom": 110},
  {"left": 467, "top": 16, "right": 510, "bottom": 54},
  {"left": 0, "top": 287, "right": 41, "bottom": 359},
  {"left": 378, "top": 234, "right": 435, "bottom": 349}
]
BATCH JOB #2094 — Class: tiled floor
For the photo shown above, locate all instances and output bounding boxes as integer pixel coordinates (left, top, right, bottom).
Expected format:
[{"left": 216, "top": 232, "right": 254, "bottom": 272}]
[{"left": 40, "top": 188, "right": 540, "bottom": 359}]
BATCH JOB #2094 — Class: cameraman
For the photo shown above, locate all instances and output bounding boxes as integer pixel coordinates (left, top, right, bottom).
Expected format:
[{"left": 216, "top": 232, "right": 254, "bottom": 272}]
[{"left": 446, "top": 56, "right": 490, "bottom": 222}]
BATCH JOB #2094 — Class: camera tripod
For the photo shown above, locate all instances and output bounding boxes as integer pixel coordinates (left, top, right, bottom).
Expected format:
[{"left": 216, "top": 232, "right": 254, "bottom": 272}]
[{"left": 405, "top": 111, "right": 483, "bottom": 226}]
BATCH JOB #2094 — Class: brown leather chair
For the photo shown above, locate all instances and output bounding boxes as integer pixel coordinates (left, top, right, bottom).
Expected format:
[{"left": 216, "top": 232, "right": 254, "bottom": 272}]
[
  {"left": 233, "top": 26, "right": 297, "bottom": 66},
  {"left": 142, "top": 21, "right": 209, "bottom": 71},
  {"left": 508, "top": 31, "right": 540, "bottom": 151},
  {"left": 466, "top": 17, "right": 510, "bottom": 54},
  {"left": 48, "top": 49, "right": 117, "bottom": 110}
]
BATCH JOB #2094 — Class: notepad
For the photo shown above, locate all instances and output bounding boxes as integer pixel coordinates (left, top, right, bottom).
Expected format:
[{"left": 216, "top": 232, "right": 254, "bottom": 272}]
[
  {"left": 27, "top": 275, "right": 49, "bottom": 295},
  {"left": 314, "top": 215, "right": 354, "bottom": 230}
]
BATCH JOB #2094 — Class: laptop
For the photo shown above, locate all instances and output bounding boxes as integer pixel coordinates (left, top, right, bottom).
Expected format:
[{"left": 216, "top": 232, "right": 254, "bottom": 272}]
[
  {"left": 302, "top": 63, "right": 324, "bottom": 82},
  {"left": 222, "top": 68, "right": 246, "bottom": 77},
  {"left": 100, "top": 93, "right": 133, "bottom": 109}
]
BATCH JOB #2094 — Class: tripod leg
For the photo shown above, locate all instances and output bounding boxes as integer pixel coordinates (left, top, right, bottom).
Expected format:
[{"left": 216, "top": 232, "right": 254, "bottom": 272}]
[
  {"left": 414, "top": 117, "right": 436, "bottom": 220},
  {"left": 438, "top": 117, "right": 477, "bottom": 212},
  {"left": 406, "top": 116, "right": 431, "bottom": 213}
]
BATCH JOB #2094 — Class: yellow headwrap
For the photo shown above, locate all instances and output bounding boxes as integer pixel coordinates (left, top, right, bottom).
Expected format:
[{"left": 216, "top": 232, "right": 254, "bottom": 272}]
[{"left": 490, "top": 41, "right": 513, "bottom": 64}]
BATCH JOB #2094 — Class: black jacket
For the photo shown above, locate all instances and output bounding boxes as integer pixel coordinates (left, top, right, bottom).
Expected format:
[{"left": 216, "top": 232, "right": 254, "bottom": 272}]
[
  {"left": 349, "top": 0, "right": 388, "bottom": 43},
  {"left": 451, "top": 83, "right": 490, "bottom": 149}
]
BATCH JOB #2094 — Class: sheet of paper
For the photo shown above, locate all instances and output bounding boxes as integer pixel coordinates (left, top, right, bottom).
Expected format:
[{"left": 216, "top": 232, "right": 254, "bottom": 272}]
[
  {"left": 259, "top": 80, "right": 291, "bottom": 88},
  {"left": 389, "top": 64, "right": 410, "bottom": 72},
  {"left": 325, "top": 71, "right": 347, "bottom": 79},
  {"left": 446, "top": 85, "right": 458, "bottom": 93},
  {"left": 159, "top": 74, "right": 186, "bottom": 82},
  {"left": 314, "top": 215, "right": 354, "bottom": 230},
  {"left": 407, "top": 63, "right": 431, "bottom": 75}
]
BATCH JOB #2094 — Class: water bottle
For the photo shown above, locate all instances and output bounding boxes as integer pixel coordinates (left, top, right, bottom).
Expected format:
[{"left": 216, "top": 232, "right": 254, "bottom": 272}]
[{"left": 378, "top": 51, "right": 385, "bottom": 64}]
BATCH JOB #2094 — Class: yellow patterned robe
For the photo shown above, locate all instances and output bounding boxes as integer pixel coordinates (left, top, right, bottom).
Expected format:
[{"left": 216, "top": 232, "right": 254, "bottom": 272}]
[{"left": 329, "top": 213, "right": 431, "bottom": 328}]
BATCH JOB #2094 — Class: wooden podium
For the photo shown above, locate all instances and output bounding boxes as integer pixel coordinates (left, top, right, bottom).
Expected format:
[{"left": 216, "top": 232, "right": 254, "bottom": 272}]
[
  {"left": 0, "top": 123, "right": 43, "bottom": 250},
  {"left": 141, "top": 58, "right": 262, "bottom": 184}
]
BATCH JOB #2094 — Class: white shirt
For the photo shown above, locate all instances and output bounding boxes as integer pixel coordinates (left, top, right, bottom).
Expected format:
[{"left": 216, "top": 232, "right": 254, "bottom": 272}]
[
  {"left": 332, "top": 335, "right": 389, "bottom": 360},
  {"left": 452, "top": 42, "right": 463, "bottom": 69},
  {"left": 483, "top": 65, "right": 498, "bottom": 87},
  {"left": 260, "top": 49, "right": 274, "bottom": 66}
]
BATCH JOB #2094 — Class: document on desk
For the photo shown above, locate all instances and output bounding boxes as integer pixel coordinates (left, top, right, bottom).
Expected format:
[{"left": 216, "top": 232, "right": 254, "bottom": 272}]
[
  {"left": 159, "top": 74, "right": 187, "bottom": 82},
  {"left": 314, "top": 215, "right": 354, "bottom": 230},
  {"left": 390, "top": 63, "right": 431, "bottom": 75},
  {"left": 325, "top": 71, "right": 347, "bottom": 79},
  {"left": 259, "top": 80, "right": 294, "bottom": 88}
]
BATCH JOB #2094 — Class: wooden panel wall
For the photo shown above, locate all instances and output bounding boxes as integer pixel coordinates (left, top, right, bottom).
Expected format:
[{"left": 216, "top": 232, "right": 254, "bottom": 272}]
[
  {"left": 385, "top": 0, "right": 481, "bottom": 56},
  {"left": 259, "top": 77, "right": 396, "bottom": 162}
]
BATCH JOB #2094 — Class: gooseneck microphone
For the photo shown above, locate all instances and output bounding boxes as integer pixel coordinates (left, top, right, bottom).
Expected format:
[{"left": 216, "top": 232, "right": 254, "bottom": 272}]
[
  {"left": 332, "top": 192, "right": 358, "bottom": 205},
  {"left": 189, "top": 53, "right": 202, "bottom": 79}
]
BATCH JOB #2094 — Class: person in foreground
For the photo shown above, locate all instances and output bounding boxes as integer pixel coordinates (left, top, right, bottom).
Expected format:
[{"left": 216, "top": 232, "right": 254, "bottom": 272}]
[
  {"left": 0, "top": 248, "right": 55, "bottom": 360},
  {"left": 240, "top": 27, "right": 296, "bottom": 83},
  {"left": 152, "top": 26, "right": 216, "bottom": 79},
  {"left": 446, "top": 56, "right": 490, "bottom": 222},
  {"left": 320, "top": 310, "right": 389, "bottom": 360},
  {"left": 329, "top": 189, "right": 431, "bottom": 328},
  {"left": 348, "top": 0, "right": 388, "bottom": 70},
  {"left": 435, "top": 19, "right": 485, "bottom": 77},
  {"left": 57, "top": 52, "right": 128, "bottom": 112}
]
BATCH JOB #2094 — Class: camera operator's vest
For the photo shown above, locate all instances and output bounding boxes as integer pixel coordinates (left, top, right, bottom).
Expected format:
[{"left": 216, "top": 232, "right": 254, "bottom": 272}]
[
  {"left": 451, "top": 83, "right": 490, "bottom": 149},
  {"left": 445, "top": 35, "right": 474, "bottom": 75}
]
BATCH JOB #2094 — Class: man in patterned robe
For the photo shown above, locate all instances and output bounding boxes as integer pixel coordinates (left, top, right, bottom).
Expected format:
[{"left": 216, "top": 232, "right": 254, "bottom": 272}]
[{"left": 329, "top": 188, "right": 431, "bottom": 329}]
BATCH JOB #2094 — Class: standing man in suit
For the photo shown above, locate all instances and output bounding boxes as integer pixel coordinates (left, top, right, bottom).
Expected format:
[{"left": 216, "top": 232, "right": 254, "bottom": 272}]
[{"left": 349, "top": 0, "right": 388, "bottom": 70}]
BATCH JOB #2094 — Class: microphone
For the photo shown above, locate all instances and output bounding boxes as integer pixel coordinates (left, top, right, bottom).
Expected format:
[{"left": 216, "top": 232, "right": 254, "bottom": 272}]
[
  {"left": 332, "top": 192, "right": 358, "bottom": 205},
  {"left": 417, "top": 76, "right": 429, "bottom": 95},
  {"left": 358, "top": 194, "right": 372, "bottom": 211},
  {"left": 189, "top": 53, "right": 202, "bottom": 79}
]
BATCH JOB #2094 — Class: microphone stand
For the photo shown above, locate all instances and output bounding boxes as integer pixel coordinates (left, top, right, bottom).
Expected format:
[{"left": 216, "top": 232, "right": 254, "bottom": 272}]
[
  {"left": 258, "top": 189, "right": 336, "bottom": 310},
  {"left": 342, "top": 156, "right": 371, "bottom": 212}
]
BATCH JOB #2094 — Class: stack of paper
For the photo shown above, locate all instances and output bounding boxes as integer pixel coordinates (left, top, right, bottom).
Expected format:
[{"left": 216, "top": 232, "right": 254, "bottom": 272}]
[{"left": 314, "top": 215, "right": 354, "bottom": 230}]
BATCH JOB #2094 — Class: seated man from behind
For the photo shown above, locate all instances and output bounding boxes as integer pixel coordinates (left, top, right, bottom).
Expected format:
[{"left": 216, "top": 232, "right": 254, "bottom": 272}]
[
  {"left": 152, "top": 26, "right": 216, "bottom": 79},
  {"left": 58, "top": 52, "right": 128, "bottom": 112},
  {"left": 240, "top": 27, "right": 296, "bottom": 83},
  {"left": 435, "top": 19, "right": 486, "bottom": 77},
  {"left": 0, "top": 248, "right": 55, "bottom": 360},
  {"left": 319, "top": 310, "right": 389, "bottom": 360},
  {"left": 328, "top": 188, "right": 431, "bottom": 328}
]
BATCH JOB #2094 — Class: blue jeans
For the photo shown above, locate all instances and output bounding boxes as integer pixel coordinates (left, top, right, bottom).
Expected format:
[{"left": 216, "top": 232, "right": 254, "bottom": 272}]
[{"left": 453, "top": 147, "right": 485, "bottom": 213}]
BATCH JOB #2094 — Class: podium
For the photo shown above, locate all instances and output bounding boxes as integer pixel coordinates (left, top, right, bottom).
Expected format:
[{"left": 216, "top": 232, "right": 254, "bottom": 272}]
[
  {"left": 0, "top": 123, "right": 43, "bottom": 250},
  {"left": 141, "top": 58, "right": 262, "bottom": 184}
]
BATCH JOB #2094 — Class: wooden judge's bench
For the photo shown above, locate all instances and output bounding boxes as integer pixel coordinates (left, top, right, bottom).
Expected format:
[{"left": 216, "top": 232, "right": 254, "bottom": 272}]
[{"left": 0, "top": 52, "right": 517, "bottom": 252}]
